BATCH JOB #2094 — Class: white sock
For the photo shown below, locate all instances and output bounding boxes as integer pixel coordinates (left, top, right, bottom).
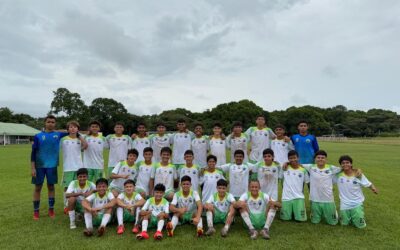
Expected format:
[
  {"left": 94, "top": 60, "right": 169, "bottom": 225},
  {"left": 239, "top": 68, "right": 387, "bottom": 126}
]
[
  {"left": 265, "top": 208, "right": 276, "bottom": 229},
  {"left": 135, "top": 208, "right": 141, "bottom": 225},
  {"left": 197, "top": 218, "right": 203, "bottom": 229},
  {"left": 142, "top": 219, "right": 148, "bottom": 232},
  {"left": 241, "top": 211, "right": 254, "bottom": 230},
  {"left": 206, "top": 211, "right": 213, "bottom": 228},
  {"left": 63, "top": 193, "right": 67, "bottom": 207},
  {"left": 68, "top": 210, "right": 76, "bottom": 224},
  {"left": 117, "top": 207, "right": 124, "bottom": 226},
  {"left": 171, "top": 215, "right": 179, "bottom": 230},
  {"left": 101, "top": 213, "right": 111, "bottom": 227},
  {"left": 84, "top": 212, "right": 93, "bottom": 229},
  {"left": 157, "top": 220, "right": 165, "bottom": 231}
]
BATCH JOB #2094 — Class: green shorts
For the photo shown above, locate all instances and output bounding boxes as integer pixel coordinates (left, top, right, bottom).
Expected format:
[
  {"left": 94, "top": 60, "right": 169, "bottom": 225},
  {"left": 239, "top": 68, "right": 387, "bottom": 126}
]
[
  {"left": 340, "top": 205, "right": 366, "bottom": 229},
  {"left": 92, "top": 213, "right": 104, "bottom": 227},
  {"left": 87, "top": 169, "right": 103, "bottom": 183},
  {"left": 311, "top": 201, "right": 338, "bottom": 225},
  {"left": 214, "top": 209, "right": 228, "bottom": 224},
  {"left": 62, "top": 171, "right": 77, "bottom": 188},
  {"left": 148, "top": 215, "right": 159, "bottom": 229},
  {"left": 280, "top": 199, "right": 307, "bottom": 222},
  {"left": 181, "top": 212, "right": 194, "bottom": 224},
  {"left": 107, "top": 167, "right": 114, "bottom": 179},
  {"left": 123, "top": 209, "right": 136, "bottom": 223},
  {"left": 247, "top": 213, "right": 266, "bottom": 230},
  {"left": 75, "top": 201, "right": 84, "bottom": 213}
]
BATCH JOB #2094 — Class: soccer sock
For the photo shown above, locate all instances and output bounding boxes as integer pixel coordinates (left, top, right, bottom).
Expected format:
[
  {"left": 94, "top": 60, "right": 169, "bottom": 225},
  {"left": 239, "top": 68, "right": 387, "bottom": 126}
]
[
  {"left": 68, "top": 210, "right": 76, "bottom": 224},
  {"left": 135, "top": 208, "right": 141, "bottom": 225},
  {"left": 84, "top": 212, "right": 93, "bottom": 229},
  {"left": 48, "top": 197, "right": 55, "bottom": 210},
  {"left": 157, "top": 220, "right": 165, "bottom": 232},
  {"left": 197, "top": 218, "right": 203, "bottom": 229},
  {"left": 142, "top": 219, "right": 149, "bottom": 232},
  {"left": 171, "top": 215, "right": 179, "bottom": 230},
  {"left": 116, "top": 207, "right": 123, "bottom": 226},
  {"left": 206, "top": 211, "right": 213, "bottom": 228},
  {"left": 265, "top": 208, "right": 276, "bottom": 229},
  {"left": 240, "top": 211, "right": 254, "bottom": 230},
  {"left": 33, "top": 200, "right": 40, "bottom": 212},
  {"left": 101, "top": 214, "right": 111, "bottom": 227},
  {"left": 63, "top": 193, "right": 67, "bottom": 208}
]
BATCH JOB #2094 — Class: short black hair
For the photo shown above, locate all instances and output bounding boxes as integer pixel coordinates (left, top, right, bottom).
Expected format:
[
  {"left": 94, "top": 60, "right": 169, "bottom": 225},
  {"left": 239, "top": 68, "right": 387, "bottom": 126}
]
[
  {"left": 96, "top": 178, "right": 108, "bottom": 186},
  {"left": 288, "top": 150, "right": 298, "bottom": 158},
  {"left": 137, "top": 122, "right": 146, "bottom": 128},
  {"left": 177, "top": 119, "right": 186, "bottom": 124},
  {"left": 193, "top": 123, "right": 203, "bottom": 128},
  {"left": 314, "top": 150, "right": 328, "bottom": 158},
  {"left": 45, "top": 115, "right": 56, "bottom": 122},
  {"left": 128, "top": 149, "right": 139, "bottom": 157},
  {"left": 263, "top": 148, "right": 274, "bottom": 157},
  {"left": 76, "top": 168, "right": 88, "bottom": 177},
  {"left": 160, "top": 147, "right": 172, "bottom": 155},
  {"left": 154, "top": 183, "right": 166, "bottom": 192},
  {"left": 124, "top": 179, "right": 135, "bottom": 186},
  {"left": 181, "top": 175, "right": 192, "bottom": 183},
  {"left": 115, "top": 121, "right": 125, "bottom": 127},
  {"left": 339, "top": 155, "right": 353, "bottom": 164},
  {"left": 232, "top": 121, "right": 243, "bottom": 128},
  {"left": 213, "top": 122, "right": 222, "bottom": 128},
  {"left": 207, "top": 155, "right": 217, "bottom": 162},
  {"left": 274, "top": 124, "right": 286, "bottom": 130},
  {"left": 184, "top": 150, "right": 194, "bottom": 156},
  {"left": 234, "top": 149, "right": 245, "bottom": 157},
  {"left": 143, "top": 147, "right": 153, "bottom": 154},
  {"left": 217, "top": 179, "right": 228, "bottom": 187},
  {"left": 256, "top": 114, "right": 265, "bottom": 119},
  {"left": 156, "top": 121, "right": 166, "bottom": 128},
  {"left": 89, "top": 120, "right": 102, "bottom": 127},
  {"left": 297, "top": 120, "right": 308, "bottom": 126}
]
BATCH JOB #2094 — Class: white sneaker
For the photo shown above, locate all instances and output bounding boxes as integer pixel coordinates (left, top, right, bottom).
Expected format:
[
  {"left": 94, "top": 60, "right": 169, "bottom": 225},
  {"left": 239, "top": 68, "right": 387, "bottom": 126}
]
[{"left": 70, "top": 222, "right": 77, "bottom": 229}]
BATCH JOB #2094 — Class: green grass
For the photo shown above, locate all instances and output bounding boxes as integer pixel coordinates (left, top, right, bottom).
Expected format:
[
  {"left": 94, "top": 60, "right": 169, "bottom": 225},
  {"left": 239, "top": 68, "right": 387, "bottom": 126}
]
[{"left": 0, "top": 140, "right": 399, "bottom": 249}]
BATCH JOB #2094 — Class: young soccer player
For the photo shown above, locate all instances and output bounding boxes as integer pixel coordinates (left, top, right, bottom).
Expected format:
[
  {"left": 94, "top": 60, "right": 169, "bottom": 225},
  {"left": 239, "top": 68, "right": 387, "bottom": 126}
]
[
  {"left": 226, "top": 121, "right": 249, "bottom": 163},
  {"left": 171, "top": 119, "right": 195, "bottom": 169},
  {"left": 132, "top": 122, "right": 151, "bottom": 162},
  {"left": 209, "top": 122, "right": 227, "bottom": 166},
  {"left": 82, "top": 178, "right": 115, "bottom": 237},
  {"left": 245, "top": 115, "right": 276, "bottom": 163},
  {"left": 168, "top": 176, "right": 203, "bottom": 237},
  {"left": 204, "top": 179, "right": 236, "bottom": 237},
  {"left": 31, "top": 115, "right": 68, "bottom": 219},
  {"left": 199, "top": 155, "right": 226, "bottom": 204},
  {"left": 135, "top": 147, "right": 156, "bottom": 198},
  {"left": 291, "top": 120, "right": 319, "bottom": 164},
  {"left": 271, "top": 125, "right": 294, "bottom": 165},
  {"left": 83, "top": 120, "right": 108, "bottom": 182},
  {"left": 150, "top": 147, "right": 178, "bottom": 201},
  {"left": 116, "top": 179, "right": 146, "bottom": 234},
  {"left": 149, "top": 122, "right": 171, "bottom": 163},
  {"left": 191, "top": 123, "right": 209, "bottom": 168},
  {"left": 178, "top": 150, "right": 201, "bottom": 192},
  {"left": 105, "top": 122, "right": 132, "bottom": 178},
  {"left": 65, "top": 168, "right": 96, "bottom": 229},
  {"left": 136, "top": 184, "right": 170, "bottom": 240},
  {"left": 280, "top": 150, "right": 309, "bottom": 222},
  {"left": 109, "top": 149, "right": 139, "bottom": 197},
  {"left": 336, "top": 155, "right": 378, "bottom": 229},
  {"left": 237, "top": 180, "right": 281, "bottom": 240}
]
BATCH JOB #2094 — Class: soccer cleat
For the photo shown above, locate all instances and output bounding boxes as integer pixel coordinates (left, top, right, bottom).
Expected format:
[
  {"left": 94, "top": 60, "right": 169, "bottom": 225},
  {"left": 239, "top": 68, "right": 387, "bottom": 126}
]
[
  {"left": 48, "top": 209, "right": 55, "bottom": 218},
  {"left": 83, "top": 229, "right": 93, "bottom": 237},
  {"left": 205, "top": 227, "right": 215, "bottom": 236},
  {"left": 249, "top": 229, "right": 258, "bottom": 240},
  {"left": 136, "top": 231, "right": 149, "bottom": 240},
  {"left": 97, "top": 226, "right": 106, "bottom": 237},
  {"left": 70, "top": 222, "right": 77, "bottom": 229},
  {"left": 33, "top": 211, "right": 40, "bottom": 220},
  {"left": 220, "top": 227, "right": 229, "bottom": 237},
  {"left": 154, "top": 231, "right": 163, "bottom": 240},
  {"left": 132, "top": 224, "right": 140, "bottom": 234},
  {"left": 197, "top": 228, "right": 204, "bottom": 237},
  {"left": 166, "top": 221, "right": 174, "bottom": 237},
  {"left": 64, "top": 207, "right": 68, "bottom": 215},
  {"left": 117, "top": 225, "right": 125, "bottom": 235},
  {"left": 260, "top": 228, "right": 270, "bottom": 240}
]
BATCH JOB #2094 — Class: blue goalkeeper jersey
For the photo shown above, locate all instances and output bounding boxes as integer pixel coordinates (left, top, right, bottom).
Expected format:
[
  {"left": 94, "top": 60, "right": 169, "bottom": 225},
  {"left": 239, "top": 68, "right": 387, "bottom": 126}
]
[
  {"left": 31, "top": 131, "right": 68, "bottom": 168},
  {"left": 291, "top": 134, "right": 319, "bottom": 164}
]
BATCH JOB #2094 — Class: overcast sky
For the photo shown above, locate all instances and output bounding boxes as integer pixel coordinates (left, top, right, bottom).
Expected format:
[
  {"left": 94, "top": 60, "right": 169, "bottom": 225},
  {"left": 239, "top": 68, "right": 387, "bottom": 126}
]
[{"left": 1, "top": 0, "right": 399, "bottom": 117}]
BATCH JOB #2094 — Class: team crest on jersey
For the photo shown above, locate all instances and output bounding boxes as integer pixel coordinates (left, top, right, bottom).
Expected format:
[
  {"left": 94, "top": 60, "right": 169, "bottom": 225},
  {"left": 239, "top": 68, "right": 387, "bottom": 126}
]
[
  {"left": 193, "top": 171, "right": 196, "bottom": 174},
  {"left": 122, "top": 138, "right": 126, "bottom": 141},
  {"left": 306, "top": 139, "right": 311, "bottom": 143},
  {"left": 169, "top": 171, "right": 172, "bottom": 174},
  {"left": 282, "top": 143, "right": 286, "bottom": 146},
  {"left": 353, "top": 180, "right": 358, "bottom": 184},
  {"left": 272, "top": 169, "right": 276, "bottom": 173},
  {"left": 163, "top": 138, "right": 167, "bottom": 141},
  {"left": 42, "top": 135, "right": 46, "bottom": 140},
  {"left": 340, "top": 178, "right": 344, "bottom": 183},
  {"left": 145, "top": 141, "right": 149, "bottom": 144},
  {"left": 295, "top": 138, "right": 299, "bottom": 142},
  {"left": 184, "top": 135, "right": 188, "bottom": 138},
  {"left": 298, "top": 174, "right": 302, "bottom": 178},
  {"left": 220, "top": 141, "right": 223, "bottom": 144},
  {"left": 325, "top": 170, "right": 330, "bottom": 174},
  {"left": 264, "top": 133, "right": 268, "bottom": 136},
  {"left": 98, "top": 141, "right": 101, "bottom": 144}
]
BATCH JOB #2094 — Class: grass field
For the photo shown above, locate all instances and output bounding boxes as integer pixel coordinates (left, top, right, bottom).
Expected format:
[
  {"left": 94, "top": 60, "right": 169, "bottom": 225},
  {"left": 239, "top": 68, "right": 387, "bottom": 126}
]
[{"left": 1, "top": 139, "right": 399, "bottom": 249}]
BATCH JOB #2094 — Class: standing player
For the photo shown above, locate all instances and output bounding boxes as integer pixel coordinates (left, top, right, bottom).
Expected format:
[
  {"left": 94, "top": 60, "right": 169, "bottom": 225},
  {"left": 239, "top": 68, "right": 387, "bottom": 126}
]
[
  {"left": 291, "top": 120, "right": 319, "bottom": 164},
  {"left": 178, "top": 150, "right": 201, "bottom": 192},
  {"left": 271, "top": 125, "right": 294, "bottom": 165},
  {"left": 135, "top": 147, "right": 156, "bottom": 198},
  {"left": 171, "top": 119, "right": 195, "bottom": 169},
  {"left": 151, "top": 147, "right": 178, "bottom": 201},
  {"left": 199, "top": 155, "right": 226, "bottom": 204},
  {"left": 109, "top": 149, "right": 139, "bottom": 197},
  {"left": 226, "top": 121, "right": 249, "bottom": 163},
  {"left": 132, "top": 122, "right": 151, "bottom": 162},
  {"left": 191, "top": 123, "right": 209, "bottom": 168},
  {"left": 149, "top": 122, "right": 171, "bottom": 163},
  {"left": 209, "top": 123, "right": 227, "bottom": 166}
]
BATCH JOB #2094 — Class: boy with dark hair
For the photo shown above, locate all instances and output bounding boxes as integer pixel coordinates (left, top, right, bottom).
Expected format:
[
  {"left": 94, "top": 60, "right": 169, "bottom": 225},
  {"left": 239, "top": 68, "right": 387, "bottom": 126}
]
[
  {"left": 209, "top": 122, "right": 227, "bottom": 166},
  {"left": 132, "top": 122, "right": 151, "bottom": 162},
  {"left": 178, "top": 150, "right": 201, "bottom": 192},
  {"left": 191, "top": 123, "right": 209, "bottom": 168},
  {"left": 171, "top": 119, "right": 195, "bottom": 169},
  {"left": 226, "top": 121, "right": 249, "bottom": 163},
  {"left": 271, "top": 124, "right": 294, "bottom": 165},
  {"left": 135, "top": 147, "right": 156, "bottom": 198},
  {"left": 199, "top": 155, "right": 226, "bottom": 204},
  {"left": 149, "top": 122, "right": 172, "bottom": 163},
  {"left": 109, "top": 149, "right": 139, "bottom": 197},
  {"left": 291, "top": 120, "right": 319, "bottom": 164}
]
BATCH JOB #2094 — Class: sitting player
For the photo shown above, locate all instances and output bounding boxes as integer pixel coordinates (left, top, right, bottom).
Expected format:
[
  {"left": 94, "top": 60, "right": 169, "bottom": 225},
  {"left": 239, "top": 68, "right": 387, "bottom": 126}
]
[
  {"left": 136, "top": 184, "right": 170, "bottom": 240},
  {"left": 109, "top": 149, "right": 139, "bottom": 197},
  {"left": 82, "top": 178, "right": 115, "bottom": 237},
  {"left": 204, "top": 179, "right": 236, "bottom": 237},
  {"left": 65, "top": 168, "right": 96, "bottom": 229},
  {"left": 116, "top": 179, "right": 146, "bottom": 234}
]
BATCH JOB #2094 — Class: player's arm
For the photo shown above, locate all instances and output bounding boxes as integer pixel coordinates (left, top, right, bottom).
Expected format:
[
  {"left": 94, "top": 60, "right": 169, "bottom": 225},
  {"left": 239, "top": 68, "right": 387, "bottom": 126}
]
[
  {"left": 312, "top": 135, "right": 319, "bottom": 152},
  {"left": 30, "top": 135, "right": 39, "bottom": 177},
  {"left": 149, "top": 178, "right": 154, "bottom": 196},
  {"left": 116, "top": 197, "right": 129, "bottom": 209},
  {"left": 139, "top": 201, "right": 151, "bottom": 216},
  {"left": 99, "top": 198, "right": 117, "bottom": 210},
  {"left": 134, "top": 197, "right": 146, "bottom": 208},
  {"left": 81, "top": 198, "right": 92, "bottom": 211},
  {"left": 77, "top": 133, "right": 88, "bottom": 150}
]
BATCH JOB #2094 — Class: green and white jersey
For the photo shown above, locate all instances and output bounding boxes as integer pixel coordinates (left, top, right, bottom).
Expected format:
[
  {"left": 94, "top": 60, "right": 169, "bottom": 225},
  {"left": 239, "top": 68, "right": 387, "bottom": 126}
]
[
  {"left": 106, "top": 134, "right": 132, "bottom": 168},
  {"left": 178, "top": 164, "right": 201, "bottom": 192},
  {"left": 110, "top": 160, "right": 138, "bottom": 191},
  {"left": 335, "top": 173, "right": 372, "bottom": 210},
  {"left": 151, "top": 163, "right": 177, "bottom": 191},
  {"left": 218, "top": 163, "right": 255, "bottom": 198},
  {"left": 239, "top": 191, "right": 270, "bottom": 215},
  {"left": 303, "top": 164, "right": 341, "bottom": 203},
  {"left": 132, "top": 136, "right": 151, "bottom": 162},
  {"left": 226, "top": 133, "right": 249, "bottom": 163},
  {"left": 281, "top": 166, "right": 310, "bottom": 201},
  {"left": 66, "top": 180, "right": 96, "bottom": 202},
  {"left": 171, "top": 190, "right": 201, "bottom": 214},
  {"left": 149, "top": 133, "right": 171, "bottom": 162},
  {"left": 199, "top": 169, "right": 225, "bottom": 203},
  {"left": 209, "top": 137, "right": 227, "bottom": 166},
  {"left": 191, "top": 135, "right": 209, "bottom": 168},
  {"left": 171, "top": 131, "right": 195, "bottom": 164},
  {"left": 245, "top": 127, "right": 275, "bottom": 162},
  {"left": 135, "top": 161, "right": 156, "bottom": 195},
  {"left": 206, "top": 192, "right": 235, "bottom": 214},
  {"left": 85, "top": 191, "right": 114, "bottom": 214},
  {"left": 142, "top": 197, "right": 169, "bottom": 217},
  {"left": 254, "top": 162, "right": 281, "bottom": 201},
  {"left": 270, "top": 139, "right": 294, "bottom": 165},
  {"left": 61, "top": 136, "right": 83, "bottom": 172},
  {"left": 83, "top": 134, "right": 108, "bottom": 169},
  {"left": 117, "top": 192, "right": 143, "bottom": 206}
]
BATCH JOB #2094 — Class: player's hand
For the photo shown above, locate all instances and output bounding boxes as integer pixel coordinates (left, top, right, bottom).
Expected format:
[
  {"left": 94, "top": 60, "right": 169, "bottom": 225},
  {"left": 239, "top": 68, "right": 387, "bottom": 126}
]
[
  {"left": 31, "top": 167, "right": 36, "bottom": 177},
  {"left": 157, "top": 212, "right": 166, "bottom": 219},
  {"left": 192, "top": 216, "right": 200, "bottom": 225},
  {"left": 124, "top": 174, "right": 130, "bottom": 179},
  {"left": 283, "top": 136, "right": 290, "bottom": 142},
  {"left": 131, "top": 133, "right": 137, "bottom": 139},
  {"left": 282, "top": 162, "right": 289, "bottom": 170},
  {"left": 83, "top": 192, "right": 91, "bottom": 197},
  {"left": 371, "top": 185, "right": 378, "bottom": 194}
]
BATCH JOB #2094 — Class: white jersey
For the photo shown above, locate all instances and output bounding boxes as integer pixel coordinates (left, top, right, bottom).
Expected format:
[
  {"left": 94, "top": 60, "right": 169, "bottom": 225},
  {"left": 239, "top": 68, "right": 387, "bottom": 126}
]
[
  {"left": 303, "top": 164, "right": 341, "bottom": 203},
  {"left": 85, "top": 191, "right": 114, "bottom": 214},
  {"left": 239, "top": 192, "right": 270, "bottom": 215},
  {"left": 171, "top": 190, "right": 201, "bottom": 213},
  {"left": 142, "top": 197, "right": 169, "bottom": 217},
  {"left": 151, "top": 163, "right": 177, "bottom": 191},
  {"left": 149, "top": 133, "right": 171, "bottom": 162},
  {"left": 171, "top": 132, "right": 195, "bottom": 164},
  {"left": 226, "top": 133, "right": 249, "bottom": 163},
  {"left": 206, "top": 192, "right": 235, "bottom": 213},
  {"left": 178, "top": 164, "right": 201, "bottom": 192},
  {"left": 135, "top": 161, "right": 156, "bottom": 195},
  {"left": 281, "top": 166, "right": 310, "bottom": 201},
  {"left": 199, "top": 169, "right": 225, "bottom": 203},
  {"left": 83, "top": 134, "right": 108, "bottom": 169},
  {"left": 209, "top": 137, "right": 227, "bottom": 166},
  {"left": 132, "top": 136, "right": 151, "bottom": 162},
  {"left": 61, "top": 136, "right": 83, "bottom": 172},
  {"left": 335, "top": 173, "right": 372, "bottom": 210},
  {"left": 109, "top": 160, "right": 138, "bottom": 191},
  {"left": 270, "top": 139, "right": 294, "bottom": 165},
  {"left": 218, "top": 163, "right": 254, "bottom": 198},
  {"left": 245, "top": 127, "right": 275, "bottom": 163},
  {"left": 191, "top": 136, "right": 209, "bottom": 168},
  {"left": 66, "top": 180, "right": 96, "bottom": 202},
  {"left": 254, "top": 162, "right": 281, "bottom": 201},
  {"left": 106, "top": 134, "right": 132, "bottom": 168},
  {"left": 117, "top": 192, "right": 143, "bottom": 206}
]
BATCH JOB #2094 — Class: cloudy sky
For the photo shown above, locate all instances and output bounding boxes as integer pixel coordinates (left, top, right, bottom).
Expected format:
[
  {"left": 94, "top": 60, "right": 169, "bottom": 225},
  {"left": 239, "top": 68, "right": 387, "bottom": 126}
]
[{"left": 1, "top": 0, "right": 399, "bottom": 117}]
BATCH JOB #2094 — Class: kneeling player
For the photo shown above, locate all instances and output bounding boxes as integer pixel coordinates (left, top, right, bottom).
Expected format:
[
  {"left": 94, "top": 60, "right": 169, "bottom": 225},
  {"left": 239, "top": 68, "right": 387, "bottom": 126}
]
[
  {"left": 168, "top": 175, "right": 203, "bottom": 237},
  {"left": 204, "top": 179, "right": 236, "bottom": 237},
  {"left": 82, "top": 178, "right": 115, "bottom": 237}
]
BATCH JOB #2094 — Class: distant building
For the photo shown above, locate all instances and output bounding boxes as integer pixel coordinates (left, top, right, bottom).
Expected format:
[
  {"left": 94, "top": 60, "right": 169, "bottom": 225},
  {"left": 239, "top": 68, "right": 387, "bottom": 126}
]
[{"left": 0, "top": 122, "right": 40, "bottom": 145}]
